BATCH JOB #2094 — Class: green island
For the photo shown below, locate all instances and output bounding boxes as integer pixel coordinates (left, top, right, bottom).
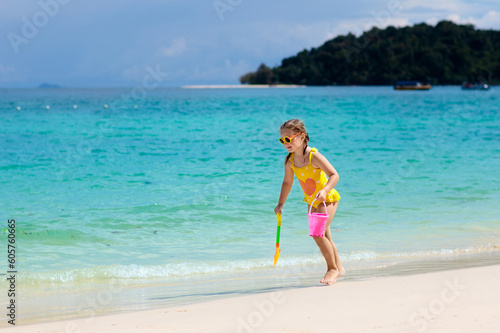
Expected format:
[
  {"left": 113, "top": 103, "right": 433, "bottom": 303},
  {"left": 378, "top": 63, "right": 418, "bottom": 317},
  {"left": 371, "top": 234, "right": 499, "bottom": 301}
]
[{"left": 240, "top": 20, "right": 500, "bottom": 86}]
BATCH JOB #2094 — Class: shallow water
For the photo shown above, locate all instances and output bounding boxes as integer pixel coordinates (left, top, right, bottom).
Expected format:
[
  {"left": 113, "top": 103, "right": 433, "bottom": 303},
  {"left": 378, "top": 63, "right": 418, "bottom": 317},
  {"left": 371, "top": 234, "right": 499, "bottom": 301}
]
[{"left": 1, "top": 86, "right": 499, "bottom": 324}]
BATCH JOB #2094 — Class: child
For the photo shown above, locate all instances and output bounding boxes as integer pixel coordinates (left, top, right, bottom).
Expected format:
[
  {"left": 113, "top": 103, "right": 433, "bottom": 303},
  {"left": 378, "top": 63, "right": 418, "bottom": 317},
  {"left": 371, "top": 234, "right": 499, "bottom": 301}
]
[{"left": 274, "top": 119, "right": 344, "bottom": 285}]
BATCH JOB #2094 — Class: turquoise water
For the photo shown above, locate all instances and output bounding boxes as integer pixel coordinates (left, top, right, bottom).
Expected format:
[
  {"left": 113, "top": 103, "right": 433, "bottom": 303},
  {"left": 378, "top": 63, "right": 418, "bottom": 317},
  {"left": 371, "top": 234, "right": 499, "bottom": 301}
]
[{"left": 1, "top": 87, "right": 500, "bottom": 319}]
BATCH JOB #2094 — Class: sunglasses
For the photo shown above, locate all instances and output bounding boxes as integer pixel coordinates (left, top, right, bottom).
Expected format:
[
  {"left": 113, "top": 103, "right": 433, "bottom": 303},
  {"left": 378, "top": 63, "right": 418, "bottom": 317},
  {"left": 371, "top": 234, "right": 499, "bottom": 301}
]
[{"left": 278, "top": 132, "right": 302, "bottom": 144}]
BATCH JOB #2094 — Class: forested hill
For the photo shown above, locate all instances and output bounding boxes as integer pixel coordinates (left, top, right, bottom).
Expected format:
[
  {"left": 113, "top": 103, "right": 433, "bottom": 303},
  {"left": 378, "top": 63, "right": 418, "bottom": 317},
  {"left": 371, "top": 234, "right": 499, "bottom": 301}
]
[{"left": 240, "top": 21, "right": 500, "bottom": 85}]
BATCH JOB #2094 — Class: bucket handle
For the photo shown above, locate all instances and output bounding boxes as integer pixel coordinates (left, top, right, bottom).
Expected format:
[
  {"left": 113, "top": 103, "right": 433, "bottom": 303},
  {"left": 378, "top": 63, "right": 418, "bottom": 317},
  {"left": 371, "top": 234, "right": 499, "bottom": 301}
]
[{"left": 308, "top": 199, "right": 327, "bottom": 215}]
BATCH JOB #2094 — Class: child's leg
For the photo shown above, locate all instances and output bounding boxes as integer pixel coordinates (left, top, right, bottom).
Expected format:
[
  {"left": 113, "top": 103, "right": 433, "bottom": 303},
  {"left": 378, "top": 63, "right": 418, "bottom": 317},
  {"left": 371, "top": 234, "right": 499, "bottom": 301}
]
[
  {"left": 323, "top": 202, "right": 344, "bottom": 277},
  {"left": 310, "top": 201, "right": 342, "bottom": 284}
]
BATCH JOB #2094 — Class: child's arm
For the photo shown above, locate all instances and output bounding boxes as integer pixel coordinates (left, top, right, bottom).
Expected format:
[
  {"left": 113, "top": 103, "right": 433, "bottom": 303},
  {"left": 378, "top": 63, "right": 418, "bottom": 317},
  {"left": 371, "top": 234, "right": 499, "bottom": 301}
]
[
  {"left": 311, "top": 152, "right": 339, "bottom": 201},
  {"left": 274, "top": 159, "right": 294, "bottom": 214}
]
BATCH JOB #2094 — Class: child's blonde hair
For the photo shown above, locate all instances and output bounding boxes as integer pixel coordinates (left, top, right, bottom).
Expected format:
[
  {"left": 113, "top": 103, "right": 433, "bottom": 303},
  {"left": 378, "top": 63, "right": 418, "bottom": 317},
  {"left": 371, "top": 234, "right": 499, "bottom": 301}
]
[{"left": 280, "top": 119, "right": 310, "bottom": 163}]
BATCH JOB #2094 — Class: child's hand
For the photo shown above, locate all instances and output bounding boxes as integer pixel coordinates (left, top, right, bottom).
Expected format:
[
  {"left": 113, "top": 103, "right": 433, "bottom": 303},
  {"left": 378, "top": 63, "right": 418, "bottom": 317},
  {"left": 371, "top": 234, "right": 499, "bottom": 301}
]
[
  {"left": 274, "top": 203, "right": 284, "bottom": 215},
  {"left": 315, "top": 190, "right": 327, "bottom": 202}
]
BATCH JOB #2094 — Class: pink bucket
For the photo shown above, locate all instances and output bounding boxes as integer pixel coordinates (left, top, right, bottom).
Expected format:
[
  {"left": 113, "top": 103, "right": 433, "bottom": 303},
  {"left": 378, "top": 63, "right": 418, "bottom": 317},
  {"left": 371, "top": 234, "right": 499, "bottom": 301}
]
[{"left": 308, "top": 200, "right": 329, "bottom": 237}]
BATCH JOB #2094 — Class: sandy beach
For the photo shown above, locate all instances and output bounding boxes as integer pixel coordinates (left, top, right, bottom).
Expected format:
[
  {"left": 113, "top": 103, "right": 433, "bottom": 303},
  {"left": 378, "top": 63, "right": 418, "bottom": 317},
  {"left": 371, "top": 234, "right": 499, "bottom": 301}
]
[{"left": 3, "top": 264, "right": 499, "bottom": 333}]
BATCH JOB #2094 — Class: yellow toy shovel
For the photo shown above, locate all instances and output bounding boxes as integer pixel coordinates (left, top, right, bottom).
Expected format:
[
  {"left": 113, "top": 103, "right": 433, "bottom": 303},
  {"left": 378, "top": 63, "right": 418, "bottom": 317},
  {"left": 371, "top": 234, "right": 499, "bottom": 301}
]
[{"left": 274, "top": 212, "right": 282, "bottom": 266}]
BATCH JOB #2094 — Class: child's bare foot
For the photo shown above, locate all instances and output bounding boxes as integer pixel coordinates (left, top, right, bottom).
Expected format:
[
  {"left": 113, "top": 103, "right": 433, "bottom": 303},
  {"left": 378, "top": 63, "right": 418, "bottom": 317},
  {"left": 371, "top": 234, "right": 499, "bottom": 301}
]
[
  {"left": 338, "top": 266, "right": 345, "bottom": 277},
  {"left": 320, "top": 269, "right": 338, "bottom": 285}
]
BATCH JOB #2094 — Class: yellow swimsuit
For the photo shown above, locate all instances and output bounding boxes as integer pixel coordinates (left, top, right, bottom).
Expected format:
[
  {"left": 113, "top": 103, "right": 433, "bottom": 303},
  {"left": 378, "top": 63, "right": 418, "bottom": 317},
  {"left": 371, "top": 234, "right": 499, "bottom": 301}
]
[{"left": 290, "top": 147, "right": 341, "bottom": 209}]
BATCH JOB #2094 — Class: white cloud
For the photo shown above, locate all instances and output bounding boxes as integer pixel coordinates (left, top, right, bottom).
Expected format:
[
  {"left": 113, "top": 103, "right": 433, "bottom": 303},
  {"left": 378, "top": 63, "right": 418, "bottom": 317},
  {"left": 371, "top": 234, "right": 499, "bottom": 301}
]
[
  {"left": 324, "top": 4, "right": 499, "bottom": 40},
  {"left": 470, "top": 10, "right": 500, "bottom": 29},
  {"left": 401, "top": 0, "right": 500, "bottom": 29},
  {"left": 157, "top": 38, "right": 187, "bottom": 57},
  {"left": 425, "top": 17, "right": 439, "bottom": 26},
  {"left": 444, "top": 11, "right": 500, "bottom": 30},
  {"left": 446, "top": 14, "right": 466, "bottom": 24}
]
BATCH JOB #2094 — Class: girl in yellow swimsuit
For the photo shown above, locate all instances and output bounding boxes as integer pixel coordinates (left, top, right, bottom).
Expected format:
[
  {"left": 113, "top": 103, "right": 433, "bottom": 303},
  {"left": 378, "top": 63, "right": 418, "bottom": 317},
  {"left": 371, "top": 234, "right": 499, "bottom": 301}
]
[{"left": 274, "top": 119, "right": 344, "bottom": 285}]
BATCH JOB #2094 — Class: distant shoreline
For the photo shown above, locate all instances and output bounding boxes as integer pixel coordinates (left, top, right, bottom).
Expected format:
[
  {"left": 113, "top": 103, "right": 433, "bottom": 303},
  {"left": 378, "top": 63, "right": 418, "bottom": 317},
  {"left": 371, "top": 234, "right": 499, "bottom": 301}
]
[
  {"left": 181, "top": 84, "right": 306, "bottom": 89},
  {"left": 182, "top": 84, "right": 497, "bottom": 89}
]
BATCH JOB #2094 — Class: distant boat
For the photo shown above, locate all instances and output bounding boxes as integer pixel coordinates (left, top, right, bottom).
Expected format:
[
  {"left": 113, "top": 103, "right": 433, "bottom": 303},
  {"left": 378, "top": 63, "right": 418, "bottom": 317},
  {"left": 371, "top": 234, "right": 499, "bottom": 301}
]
[
  {"left": 461, "top": 82, "right": 490, "bottom": 90},
  {"left": 394, "top": 81, "right": 432, "bottom": 90}
]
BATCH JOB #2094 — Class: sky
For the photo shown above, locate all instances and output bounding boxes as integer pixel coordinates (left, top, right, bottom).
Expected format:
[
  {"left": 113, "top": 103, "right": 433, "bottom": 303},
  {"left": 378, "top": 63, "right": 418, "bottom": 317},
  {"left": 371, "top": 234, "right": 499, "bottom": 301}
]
[{"left": 0, "top": 0, "right": 499, "bottom": 88}]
